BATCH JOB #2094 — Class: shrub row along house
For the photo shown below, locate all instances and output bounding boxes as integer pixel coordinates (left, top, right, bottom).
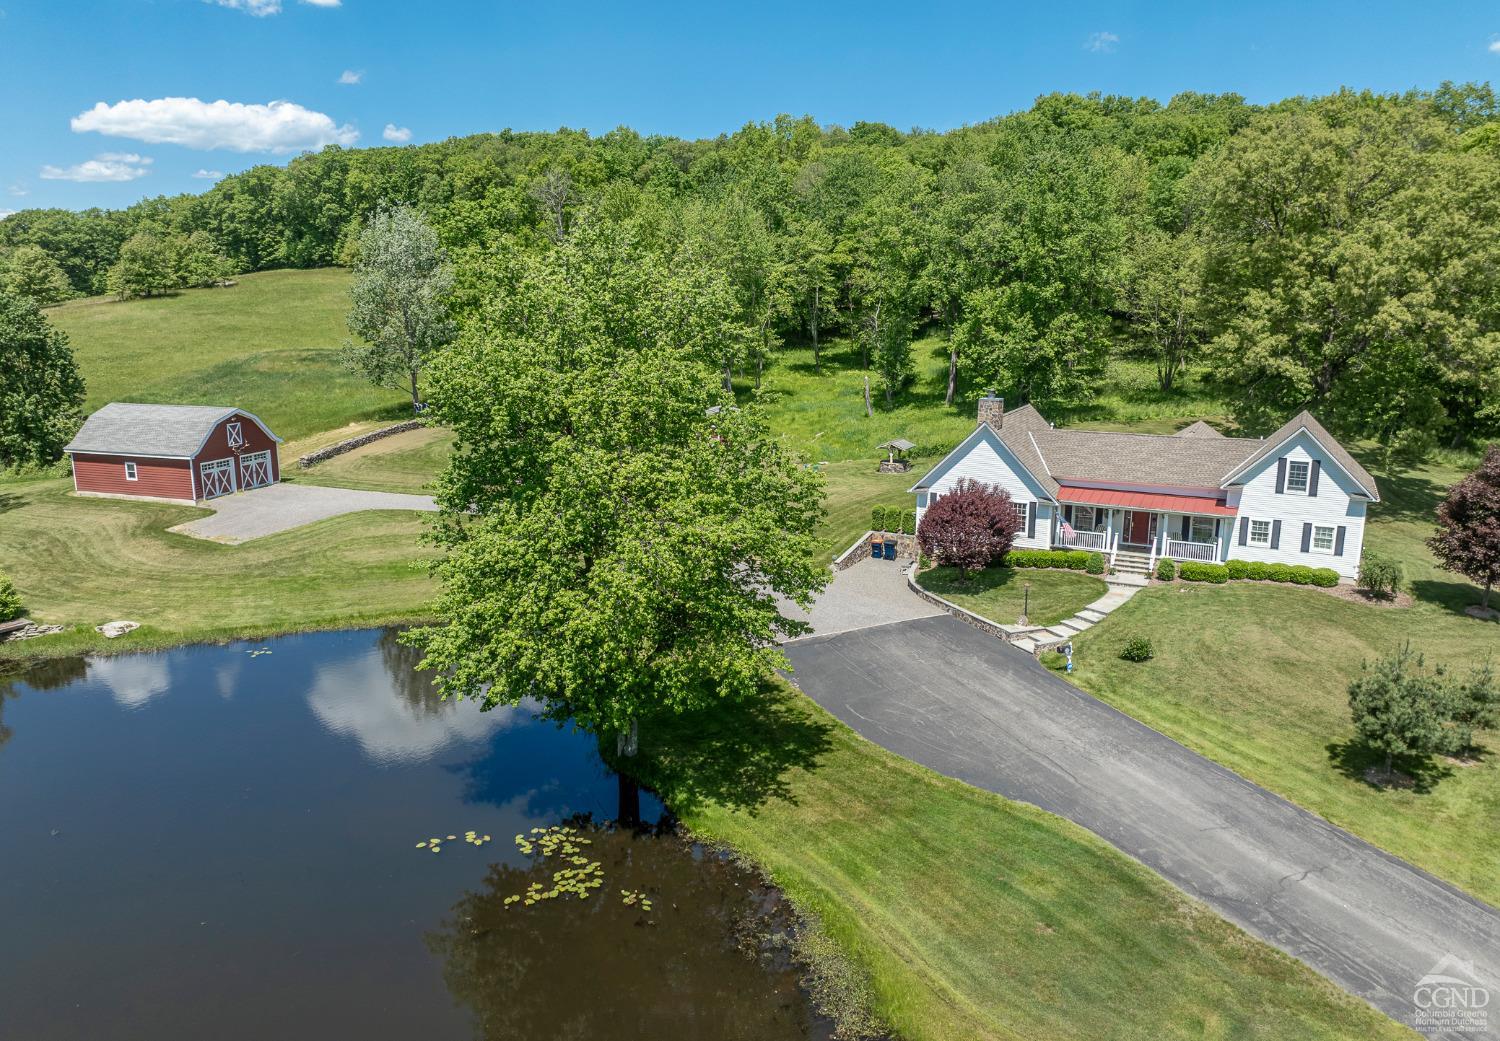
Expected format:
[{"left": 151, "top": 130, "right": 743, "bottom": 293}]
[
  {"left": 65, "top": 403, "right": 282, "bottom": 504},
  {"left": 910, "top": 396, "right": 1379, "bottom": 580}
]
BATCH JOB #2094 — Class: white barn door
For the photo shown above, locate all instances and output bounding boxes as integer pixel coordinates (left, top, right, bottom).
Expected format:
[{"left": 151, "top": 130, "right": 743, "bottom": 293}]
[
  {"left": 239, "top": 451, "right": 272, "bottom": 490},
  {"left": 200, "top": 458, "right": 236, "bottom": 499}
]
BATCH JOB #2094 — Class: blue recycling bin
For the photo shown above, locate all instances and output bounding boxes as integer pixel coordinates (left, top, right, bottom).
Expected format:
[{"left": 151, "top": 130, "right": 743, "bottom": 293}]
[{"left": 882, "top": 539, "right": 897, "bottom": 560}]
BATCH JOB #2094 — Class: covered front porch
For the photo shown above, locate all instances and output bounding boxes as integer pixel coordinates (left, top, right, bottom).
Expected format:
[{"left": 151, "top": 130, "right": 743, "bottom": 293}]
[{"left": 1050, "top": 486, "right": 1235, "bottom": 568}]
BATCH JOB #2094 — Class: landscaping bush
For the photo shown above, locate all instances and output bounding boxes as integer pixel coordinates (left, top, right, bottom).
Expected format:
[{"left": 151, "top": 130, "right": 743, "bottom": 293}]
[
  {"left": 1310, "top": 568, "right": 1340, "bottom": 588},
  {"left": 1178, "top": 561, "right": 1229, "bottom": 583},
  {"left": 1245, "top": 561, "right": 1270, "bottom": 581},
  {"left": 915, "top": 479, "right": 1024, "bottom": 577},
  {"left": 1120, "top": 636, "right": 1155, "bottom": 662},
  {"left": 1225, "top": 558, "right": 1251, "bottom": 580},
  {"left": 1287, "top": 565, "right": 1315, "bottom": 586},
  {"left": 899, "top": 509, "right": 917, "bottom": 536},
  {"left": 0, "top": 573, "right": 23, "bottom": 622},
  {"left": 1005, "top": 549, "right": 1091, "bottom": 571},
  {"left": 1266, "top": 563, "right": 1293, "bottom": 583},
  {"left": 1155, "top": 558, "right": 1177, "bottom": 582},
  {"left": 1358, "top": 552, "right": 1404, "bottom": 598},
  {"left": 871, "top": 506, "right": 888, "bottom": 532},
  {"left": 1085, "top": 552, "right": 1106, "bottom": 575},
  {"left": 1064, "top": 550, "right": 1090, "bottom": 570}
]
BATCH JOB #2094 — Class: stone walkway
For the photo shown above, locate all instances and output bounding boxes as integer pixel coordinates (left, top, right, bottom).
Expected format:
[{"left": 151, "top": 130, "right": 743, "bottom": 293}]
[
  {"left": 1007, "top": 581, "right": 1142, "bottom": 654},
  {"left": 169, "top": 482, "right": 438, "bottom": 544}
]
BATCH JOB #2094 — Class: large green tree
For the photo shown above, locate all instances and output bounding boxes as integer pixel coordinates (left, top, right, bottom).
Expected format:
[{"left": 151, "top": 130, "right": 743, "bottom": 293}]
[
  {"left": 1, "top": 245, "right": 72, "bottom": 306},
  {"left": 1195, "top": 94, "right": 1500, "bottom": 452},
  {"left": 0, "top": 289, "right": 86, "bottom": 467},
  {"left": 106, "top": 231, "right": 177, "bottom": 299},
  {"left": 409, "top": 214, "right": 825, "bottom": 755},
  {"left": 342, "top": 205, "right": 456, "bottom": 412}
]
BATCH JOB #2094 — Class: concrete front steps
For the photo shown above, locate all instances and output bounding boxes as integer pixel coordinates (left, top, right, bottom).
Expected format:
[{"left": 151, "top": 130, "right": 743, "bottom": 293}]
[
  {"left": 1008, "top": 583, "right": 1141, "bottom": 655},
  {"left": 1112, "top": 549, "right": 1153, "bottom": 578}
]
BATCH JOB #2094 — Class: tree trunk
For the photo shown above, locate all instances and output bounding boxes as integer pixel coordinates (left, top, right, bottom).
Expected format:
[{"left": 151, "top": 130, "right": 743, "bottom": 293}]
[
  {"left": 1485, "top": 579, "right": 1493, "bottom": 610},
  {"left": 722, "top": 359, "right": 733, "bottom": 393},
  {"left": 863, "top": 375, "right": 873, "bottom": 418},
  {"left": 616, "top": 718, "right": 639, "bottom": 758},
  {"left": 945, "top": 341, "right": 958, "bottom": 405},
  {"left": 409, "top": 369, "right": 421, "bottom": 413},
  {"left": 811, "top": 287, "right": 821, "bottom": 372},
  {"left": 1384, "top": 750, "right": 1393, "bottom": 776}
]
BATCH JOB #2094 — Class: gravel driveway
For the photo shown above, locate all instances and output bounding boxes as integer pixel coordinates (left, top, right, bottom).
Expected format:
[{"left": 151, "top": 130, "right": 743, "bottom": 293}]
[
  {"left": 780, "top": 556, "right": 942, "bottom": 639},
  {"left": 169, "top": 483, "right": 438, "bottom": 544},
  {"left": 783, "top": 614, "right": 1500, "bottom": 1038}
]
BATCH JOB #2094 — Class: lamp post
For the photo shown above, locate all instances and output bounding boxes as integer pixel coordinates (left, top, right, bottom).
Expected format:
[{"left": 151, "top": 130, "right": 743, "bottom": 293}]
[{"left": 1020, "top": 580, "right": 1031, "bottom": 626}]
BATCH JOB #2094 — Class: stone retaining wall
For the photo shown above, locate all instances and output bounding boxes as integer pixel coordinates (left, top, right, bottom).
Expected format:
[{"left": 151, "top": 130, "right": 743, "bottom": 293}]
[
  {"left": 298, "top": 420, "right": 424, "bottom": 469},
  {"left": 831, "top": 530, "right": 916, "bottom": 572},
  {"left": 903, "top": 563, "right": 1019, "bottom": 643}
]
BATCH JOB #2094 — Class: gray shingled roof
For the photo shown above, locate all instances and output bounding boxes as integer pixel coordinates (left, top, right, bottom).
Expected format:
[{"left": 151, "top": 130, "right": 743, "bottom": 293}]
[
  {"left": 1223, "top": 410, "right": 1379, "bottom": 500},
  {"left": 65, "top": 403, "right": 276, "bottom": 458},
  {"left": 917, "top": 404, "right": 1379, "bottom": 502}
]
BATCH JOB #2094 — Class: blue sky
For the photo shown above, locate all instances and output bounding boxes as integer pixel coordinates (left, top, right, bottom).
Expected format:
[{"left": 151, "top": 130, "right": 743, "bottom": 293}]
[{"left": 3, "top": 1, "right": 1500, "bottom": 213}]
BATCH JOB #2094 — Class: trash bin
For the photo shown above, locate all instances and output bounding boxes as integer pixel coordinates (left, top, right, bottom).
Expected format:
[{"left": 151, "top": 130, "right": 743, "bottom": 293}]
[{"left": 882, "top": 539, "right": 897, "bottom": 560}]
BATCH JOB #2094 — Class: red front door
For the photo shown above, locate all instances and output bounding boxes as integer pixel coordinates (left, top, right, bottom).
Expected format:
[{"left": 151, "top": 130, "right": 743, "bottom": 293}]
[{"left": 1125, "top": 510, "right": 1152, "bottom": 546}]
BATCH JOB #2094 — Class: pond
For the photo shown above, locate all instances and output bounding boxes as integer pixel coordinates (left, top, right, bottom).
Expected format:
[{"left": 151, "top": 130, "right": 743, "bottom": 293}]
[{"left": 0, "top": 629, "right": 833, "bottom": 1041}]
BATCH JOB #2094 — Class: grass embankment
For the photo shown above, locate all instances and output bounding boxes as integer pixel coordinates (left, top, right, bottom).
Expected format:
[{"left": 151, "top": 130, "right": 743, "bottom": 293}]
[
  {"left": 0, "top": 475, "right": 434, "bottom": 662},
  {"left": 292, "top": 426, "right": 455, "bottom": 495},
  {"left": 919, "top": 566, "right": 1107, "bottom": 628},
  {"left": 1067, "top": 449, "right": 1500, "bottom": 907},
  {"left": 49, "top": 268, "right": 406, "bottom": 441},
  {"left": 634, "top": 683, "right": 1413, "bottom": 1041}
]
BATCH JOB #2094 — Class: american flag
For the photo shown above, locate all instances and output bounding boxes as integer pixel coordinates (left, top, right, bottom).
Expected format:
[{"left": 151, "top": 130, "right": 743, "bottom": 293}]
[{"left": 1060, "top": 520, "right": 1076, "bottom": 538}]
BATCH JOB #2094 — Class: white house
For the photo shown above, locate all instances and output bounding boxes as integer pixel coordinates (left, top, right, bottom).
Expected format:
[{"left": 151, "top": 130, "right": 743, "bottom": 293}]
[{"left": 910, "top": 396, "right": 1380, "bottom": 580}]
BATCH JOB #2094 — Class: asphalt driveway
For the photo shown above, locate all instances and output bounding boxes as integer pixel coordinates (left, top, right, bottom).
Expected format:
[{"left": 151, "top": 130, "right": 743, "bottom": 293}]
[
  {"left": 168, "top": 483, "right": 438, "bottom": 544},
  {"left": 783, "top": 614, "right": 1500, "bottom": 1038}
]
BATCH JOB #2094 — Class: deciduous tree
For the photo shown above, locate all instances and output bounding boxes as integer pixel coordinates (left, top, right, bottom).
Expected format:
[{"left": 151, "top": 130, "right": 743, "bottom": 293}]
[
  {"left": 0, "top": 289, "right": 86, "bottom": 467},
  {"left": 408, "top": 212, "right": 825, "bottom": 758},
  {"left": 1428, "top": 445, "right": 1500, "bottom": 611},
  {"left": 106, "top": 231, "right": 176, "bottom": 299},
  {"left": 1, "top": 245, "right": 71, "bottom": 306},
  {"left": 342, "top": 205, "right": 456, "bottom": 413},
  {"left": 916, "top": 478, "right": 1023, "bottom": 578}
]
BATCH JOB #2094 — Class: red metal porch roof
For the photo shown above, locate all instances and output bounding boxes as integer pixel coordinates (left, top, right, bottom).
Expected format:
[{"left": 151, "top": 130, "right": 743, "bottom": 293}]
[{"left": 1057, "top": 485, "right": 1237, "bottom": 516}]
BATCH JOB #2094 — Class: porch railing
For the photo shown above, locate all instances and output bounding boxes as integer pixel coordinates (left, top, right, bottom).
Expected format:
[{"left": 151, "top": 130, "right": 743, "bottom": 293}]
[
  {"left": 1165, "top": 538, "right": 1218, "bottom": 563},
  {"left": 1057, "top": 529, "right": 1108, "bottom": 551}
]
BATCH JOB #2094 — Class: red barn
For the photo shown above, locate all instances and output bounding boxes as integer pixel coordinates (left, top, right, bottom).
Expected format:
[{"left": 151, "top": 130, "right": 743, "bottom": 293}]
[{"left": 65, "top": 403, "right": 283, "bottom": 504}]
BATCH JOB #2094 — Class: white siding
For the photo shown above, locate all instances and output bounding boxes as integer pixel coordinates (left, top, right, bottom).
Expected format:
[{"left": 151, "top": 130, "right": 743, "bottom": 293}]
[
  {"left": 1229, "top": 431, "right": 1368, "bottom": 579},
  {"left": 914, "top": 431, "right": 1052, "bottom": 549}
]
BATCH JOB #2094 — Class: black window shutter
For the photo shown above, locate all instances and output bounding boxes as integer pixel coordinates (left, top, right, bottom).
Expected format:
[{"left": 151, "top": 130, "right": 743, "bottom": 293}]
[
  {"left": 1239, "top": 517, "right": 1249, "bottom": 546},
  {"left": 1271, "top": 519, "right": 1282, "bottom": 549},
  {"left": 1179, "top": 516, "right": 1190, "bottom": 540},
  {"left": 1300, "top": 523, "right": 1312, "bottom": 553},
  {"left": 1027, "top": 502, "right": 1036, "bottom": 540},
  {"left": 1275, "top": 458, "right": 1287, "bottom": 494},
  {"left": 1064, "top": 504, "right": 1073, "bottom": 524},
  {"left": 1309, "top": 461, "right": 1321, "bottom": 497},
  {"left": 1335, "top": 525, "right": 1346, "bottom": 555}
]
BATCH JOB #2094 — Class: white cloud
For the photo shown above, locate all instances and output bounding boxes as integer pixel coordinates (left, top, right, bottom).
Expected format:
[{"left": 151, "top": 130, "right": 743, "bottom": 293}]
[
  {"left": 9, "top": 183, "right": 30, "bottom": 197},
  {"left": 1086, "top": 31, "right": 1120, "bottom": 53},
  {"left": 72, "top": 97, "right": 359, "bottom": 154},
  {"left": 40, "top": 154, "right": 153, "bottom": 182},
  {"left": 193, "top": 168, "right": 226, "bottom": 180},
  {"left": 209, "top": 0, "right": 340, "bottom": 13},
  {"left": 1489, "top": 37, "right": 1500, "bottom": 54},
  {"left": 382, "top": 123, "right": 412, "bottom": 143},
  {"left": 0, "top": 209, "right": 16, "bottom": 220},
  {"left": 338, "top": 69, "right": 363, "bottom": 85}
]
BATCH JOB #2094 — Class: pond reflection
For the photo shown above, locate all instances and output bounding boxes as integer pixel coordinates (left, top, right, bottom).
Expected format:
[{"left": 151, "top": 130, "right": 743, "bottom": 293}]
[{"left": 0, "top": 630, "right": 826, "bottom": 1041}]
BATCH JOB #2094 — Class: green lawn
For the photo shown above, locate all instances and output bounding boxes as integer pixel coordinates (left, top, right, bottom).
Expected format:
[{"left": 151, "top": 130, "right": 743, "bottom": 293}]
[
  {"left": 1065, "top": 446, "right": 1500, "bottom": 906},
  {"left": 813, "top": 460, "right": 929, "bottom": 564},
  {"left": 0, "top": 475, "right": 434, "bottom": 661},
  {"left": 919, "top": 566, "right": 1107, "bottom": 628},
  {"left": 292, "top": 425, "right": 455, "bottom": 495},
  {"left": 633, "top": 683, "right": 1413, "bottom": 1041},
  {"left": 49, "top": 267, "right": 408, "bottom": 441}
]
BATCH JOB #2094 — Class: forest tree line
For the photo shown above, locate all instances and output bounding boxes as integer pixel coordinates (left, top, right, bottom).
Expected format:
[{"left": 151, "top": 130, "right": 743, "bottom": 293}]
[{"left": 5, "top": 83, "right": 1500, "bottom": 455}]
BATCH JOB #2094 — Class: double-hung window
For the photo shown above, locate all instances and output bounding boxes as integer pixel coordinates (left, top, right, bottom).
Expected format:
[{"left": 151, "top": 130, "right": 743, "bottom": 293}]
[
  {"left": 1249, "top": 519, "right": 1272, "bottom": 547},
  {"left": 1013, "top": 502, "right": 1029, "bottom": 527},
  {"left": 124, "top": 461, "right": 138, "bottom": 482},
  {"left": 1312, "top": 524, "right": 1336, "bottom": 553},
  {"left": 1286, "top": 460, "right": 1310, "bottom": 493}
]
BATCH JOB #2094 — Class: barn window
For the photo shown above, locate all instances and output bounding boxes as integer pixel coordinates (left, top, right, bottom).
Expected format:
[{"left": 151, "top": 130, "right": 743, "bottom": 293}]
[
  {"left": 124, "top": 461, "right": 138, "bottom": 481},
  {"left": 226, "top": 422, "right": 244, "bottom": 448}
]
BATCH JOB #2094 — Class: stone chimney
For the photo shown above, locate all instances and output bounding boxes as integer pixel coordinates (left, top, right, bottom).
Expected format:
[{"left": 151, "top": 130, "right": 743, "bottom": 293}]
[{"left": 977, "top": 392, "right": 1005, "bottom": 431}]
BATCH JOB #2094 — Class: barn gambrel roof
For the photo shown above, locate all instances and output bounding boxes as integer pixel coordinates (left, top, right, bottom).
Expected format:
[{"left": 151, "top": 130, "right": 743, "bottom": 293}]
[{"left": 64, "top": 403, "right": 281, "bottom": 459}]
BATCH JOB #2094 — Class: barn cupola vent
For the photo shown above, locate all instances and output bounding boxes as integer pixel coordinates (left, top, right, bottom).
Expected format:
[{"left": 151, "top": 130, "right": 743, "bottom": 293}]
[{"left": 977, "top": 392, "right": 1005, "bottom": 431}]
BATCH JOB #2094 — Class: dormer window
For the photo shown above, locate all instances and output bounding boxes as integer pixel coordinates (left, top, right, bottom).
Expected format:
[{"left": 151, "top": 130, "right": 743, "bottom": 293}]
[
  {"left": 1286, "top": 460, "right": 1310, "bottom": 493},
  {"left": 226, "top": 422, "right": 244, "bottom": 448}
]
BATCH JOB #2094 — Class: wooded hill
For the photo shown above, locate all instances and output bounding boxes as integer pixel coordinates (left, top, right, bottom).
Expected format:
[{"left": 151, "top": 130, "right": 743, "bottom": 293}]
[{"left": 5, "top": 83, "right": 1500, "bottom": 455}]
